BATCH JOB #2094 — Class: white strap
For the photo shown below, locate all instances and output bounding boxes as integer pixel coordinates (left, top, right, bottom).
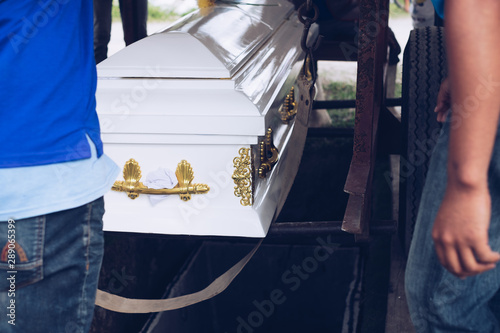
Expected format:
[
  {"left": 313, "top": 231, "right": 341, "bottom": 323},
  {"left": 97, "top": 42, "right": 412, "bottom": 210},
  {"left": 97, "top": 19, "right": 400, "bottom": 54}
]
[{"left": 95, "top": 239, "right": 263, "bottom": 313}]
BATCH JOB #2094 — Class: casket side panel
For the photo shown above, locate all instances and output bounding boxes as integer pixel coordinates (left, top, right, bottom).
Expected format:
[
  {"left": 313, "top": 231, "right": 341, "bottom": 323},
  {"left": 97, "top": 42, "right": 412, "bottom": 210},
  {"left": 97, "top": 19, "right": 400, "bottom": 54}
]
[{"left": 102, "top": 143, "right": 266, "bottom": 237}]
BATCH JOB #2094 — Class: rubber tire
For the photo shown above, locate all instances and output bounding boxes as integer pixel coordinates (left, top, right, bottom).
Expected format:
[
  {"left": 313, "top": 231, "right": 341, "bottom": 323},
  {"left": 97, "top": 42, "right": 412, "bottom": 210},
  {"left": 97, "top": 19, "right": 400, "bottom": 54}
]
[{"left": 400, "top": 26, "right": 447, "bottom": 256}]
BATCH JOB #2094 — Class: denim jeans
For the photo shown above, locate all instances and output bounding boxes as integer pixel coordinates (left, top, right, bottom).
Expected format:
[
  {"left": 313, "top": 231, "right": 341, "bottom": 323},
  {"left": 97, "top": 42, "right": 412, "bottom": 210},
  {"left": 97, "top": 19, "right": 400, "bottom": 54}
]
[
  {"left": 406, "top": 117, "right": 500, "bottom": 332},
  {"left": 0, "top": 197, "right": 104, "bottom": 332}
]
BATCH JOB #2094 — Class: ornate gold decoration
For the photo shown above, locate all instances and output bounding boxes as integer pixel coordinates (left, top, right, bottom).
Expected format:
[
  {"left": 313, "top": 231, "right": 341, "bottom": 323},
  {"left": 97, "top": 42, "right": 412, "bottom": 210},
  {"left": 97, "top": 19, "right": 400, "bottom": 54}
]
[
  {"left": 197, "top": 0, "right": 215, "bottom": 15},
  {"left": 258, "top": 128, "right": 279, "bottom": 178},
  {"left": 278, "top": 86, "right": 298, "bottom": 124},
  {"left": 232, "top": 148, "right": 253, "bottom": 206},
  {"left": 112, "top": 159, "right": 209, "bottom": 201}
]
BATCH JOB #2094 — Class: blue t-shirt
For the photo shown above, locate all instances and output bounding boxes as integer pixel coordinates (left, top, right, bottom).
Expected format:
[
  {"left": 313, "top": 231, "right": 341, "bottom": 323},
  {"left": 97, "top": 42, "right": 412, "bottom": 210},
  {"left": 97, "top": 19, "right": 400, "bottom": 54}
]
[
  {"left": 0, "top": 136, "right": 119, "bottom": 221},
  {"left": 431, "top": 0, "right": 444, "bottom": 18},
  {"left": 0, "top": 0, "right": 120, "bottom": 220},
  {"left": 0, "top": 0, "right": 103, "bottom": 168}
]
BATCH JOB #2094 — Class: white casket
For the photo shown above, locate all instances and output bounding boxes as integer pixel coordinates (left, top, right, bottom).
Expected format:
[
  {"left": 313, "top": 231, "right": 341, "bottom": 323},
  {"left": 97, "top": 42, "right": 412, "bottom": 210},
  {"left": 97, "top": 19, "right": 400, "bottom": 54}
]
[{"left": 96, "top": 0, "right": 316, "bottom": 237}]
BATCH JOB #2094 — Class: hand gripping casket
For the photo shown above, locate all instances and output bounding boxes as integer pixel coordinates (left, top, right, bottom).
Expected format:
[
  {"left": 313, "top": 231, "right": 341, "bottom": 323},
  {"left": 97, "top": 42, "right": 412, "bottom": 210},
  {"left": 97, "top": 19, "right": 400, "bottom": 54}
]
[{"left": 96, "top": 0, "right": 316, "bottom": 237}]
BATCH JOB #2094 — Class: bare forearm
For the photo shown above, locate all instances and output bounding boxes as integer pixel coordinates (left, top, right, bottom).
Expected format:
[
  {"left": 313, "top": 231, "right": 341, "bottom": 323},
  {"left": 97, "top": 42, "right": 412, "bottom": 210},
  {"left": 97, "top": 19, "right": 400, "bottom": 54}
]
[
  {"left": 445, "top": 0, "right": 500, "bottom": 189},
  {"left": 430, "top": 0, "right": 500, "bottom": 277}
]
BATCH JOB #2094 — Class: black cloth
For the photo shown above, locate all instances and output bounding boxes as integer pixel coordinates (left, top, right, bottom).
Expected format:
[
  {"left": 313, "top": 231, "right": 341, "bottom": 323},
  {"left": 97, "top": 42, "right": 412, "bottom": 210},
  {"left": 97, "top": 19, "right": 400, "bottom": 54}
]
[{"left": 93, "top": 0, "right": 148, "bottom": 64}]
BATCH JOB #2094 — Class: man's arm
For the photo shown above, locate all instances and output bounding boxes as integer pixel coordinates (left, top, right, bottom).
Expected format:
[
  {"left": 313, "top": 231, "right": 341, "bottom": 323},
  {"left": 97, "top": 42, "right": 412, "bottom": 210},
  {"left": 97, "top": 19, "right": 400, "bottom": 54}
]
[{"left": 432, "top": 0, "right": 500, "bottom": 278}]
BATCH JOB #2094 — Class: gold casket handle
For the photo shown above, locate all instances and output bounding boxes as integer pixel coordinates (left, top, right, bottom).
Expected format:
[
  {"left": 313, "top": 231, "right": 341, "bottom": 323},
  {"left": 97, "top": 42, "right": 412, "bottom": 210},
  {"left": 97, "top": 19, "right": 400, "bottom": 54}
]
[{"left": 112, "top": 159, "right": 209, "bottom": 201}]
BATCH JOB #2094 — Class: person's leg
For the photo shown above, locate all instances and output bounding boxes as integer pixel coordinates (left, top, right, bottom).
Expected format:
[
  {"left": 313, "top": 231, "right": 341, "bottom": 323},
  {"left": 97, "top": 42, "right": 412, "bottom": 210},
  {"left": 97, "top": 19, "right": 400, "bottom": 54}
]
[
  {"left": 119, "top": 0, "right": 147, "bottom": 46},
  {"left": 0, "top": 197, "right": 105, "bottom": 332},
  {"left": 93, "top": 0, "right": 113, "bottom": 63},
  {"left": 406, "top": 117, "right": 500, "bottom": 332}
]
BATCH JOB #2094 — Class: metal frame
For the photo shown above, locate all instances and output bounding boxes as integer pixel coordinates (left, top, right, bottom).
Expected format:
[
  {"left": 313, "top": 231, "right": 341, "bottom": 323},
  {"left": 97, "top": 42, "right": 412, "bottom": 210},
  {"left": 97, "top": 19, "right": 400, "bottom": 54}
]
[
  {"left": 309, "top": 0, "right": 400, "bottom": 241},
  {"left": 343, "top": 0, "right": 390, "bottom": 238}
]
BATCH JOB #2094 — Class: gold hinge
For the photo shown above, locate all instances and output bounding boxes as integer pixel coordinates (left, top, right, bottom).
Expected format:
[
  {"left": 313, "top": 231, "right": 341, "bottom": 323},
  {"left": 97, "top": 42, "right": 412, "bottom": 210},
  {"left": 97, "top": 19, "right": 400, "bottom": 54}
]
[
  {"left": 258, "top": 128, "right": 279, "bottom": 178},
  {"left": 278, "top": 86, "right": 298, "bottom": 124}
]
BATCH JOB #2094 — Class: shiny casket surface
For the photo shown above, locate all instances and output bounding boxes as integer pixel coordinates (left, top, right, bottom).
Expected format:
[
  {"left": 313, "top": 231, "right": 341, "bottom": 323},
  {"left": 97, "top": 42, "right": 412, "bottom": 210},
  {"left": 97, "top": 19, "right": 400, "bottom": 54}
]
[{"left": 96, "top": 0, "right": 311, "bottom": 237}]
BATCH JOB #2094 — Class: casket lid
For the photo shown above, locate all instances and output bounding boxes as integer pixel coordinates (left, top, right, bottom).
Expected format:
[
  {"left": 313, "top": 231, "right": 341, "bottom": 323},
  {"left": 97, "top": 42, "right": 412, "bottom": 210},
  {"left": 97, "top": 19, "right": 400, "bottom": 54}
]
[
  {"left": 95, "top": 1, "right": 311, "bottom": 140},
  {"left": 97, "top": 0, "right": 295, "bottom": 79}
]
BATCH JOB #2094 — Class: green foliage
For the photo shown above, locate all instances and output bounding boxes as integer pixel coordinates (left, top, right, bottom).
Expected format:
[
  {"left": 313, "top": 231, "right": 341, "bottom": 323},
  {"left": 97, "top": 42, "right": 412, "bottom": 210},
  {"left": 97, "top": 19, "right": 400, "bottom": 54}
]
[
  {"left": 395, "top": 67, "right": 403, "bottom": 98},
  {"left": 389, "top": 2, "right": 409, "bottom": 18},
  {"left": 148, "top": 4, "right": 180, "bottom": 21},
  {"left": 322, "top": 78, "right": 402, "bottom": 128},
  {"left": 322, "top": 81, "right": 356, "bottom": 128},
  {"left": 395, "top": 77, "right": 402, "bottom": 98},
  {"left": 111, "top": 1, "right": 121, "bottom": 21},
  {"left": 324, "top": 81, "right": 357, "bottom": 101}
]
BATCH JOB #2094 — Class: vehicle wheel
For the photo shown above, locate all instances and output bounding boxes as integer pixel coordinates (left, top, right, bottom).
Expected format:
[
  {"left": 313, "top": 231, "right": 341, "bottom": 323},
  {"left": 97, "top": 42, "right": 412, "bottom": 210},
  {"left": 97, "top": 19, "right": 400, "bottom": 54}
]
[{"left": 399, "top": 26, "right": 447, "bottom": 255}]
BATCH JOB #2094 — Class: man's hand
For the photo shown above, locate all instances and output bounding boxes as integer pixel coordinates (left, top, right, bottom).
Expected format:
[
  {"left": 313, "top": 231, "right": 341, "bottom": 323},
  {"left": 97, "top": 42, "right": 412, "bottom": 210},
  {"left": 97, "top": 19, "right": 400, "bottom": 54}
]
[
  {"left": 432, "top": 184, "right": 500, "bottom": 278},
  {"left": 434, "top": 78, "right": 450, "bottom": 123},
  {"left": 432, "top": 0, "right": 500, "bottom": 278}
]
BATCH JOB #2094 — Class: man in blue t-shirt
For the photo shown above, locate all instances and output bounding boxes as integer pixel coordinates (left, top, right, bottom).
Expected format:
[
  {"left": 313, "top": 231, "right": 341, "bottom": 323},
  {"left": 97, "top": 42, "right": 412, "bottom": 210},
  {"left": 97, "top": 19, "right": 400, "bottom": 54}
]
[
  {"left": 406, "top": 0, "right": 500, "bottom": 331},
  {"left": 0, "top": 1, "right": 119, "bottom": 331}
]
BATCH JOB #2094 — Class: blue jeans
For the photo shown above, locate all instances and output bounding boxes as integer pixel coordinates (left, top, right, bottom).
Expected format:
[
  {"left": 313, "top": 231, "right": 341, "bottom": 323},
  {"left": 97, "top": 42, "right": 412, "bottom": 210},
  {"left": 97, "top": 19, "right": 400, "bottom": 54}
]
[
  {"left": 406, "top": 117, "right": 500, "bottom": 332},
  {"left": 0, "top": 197, "right": 104, "bottom": 332}
]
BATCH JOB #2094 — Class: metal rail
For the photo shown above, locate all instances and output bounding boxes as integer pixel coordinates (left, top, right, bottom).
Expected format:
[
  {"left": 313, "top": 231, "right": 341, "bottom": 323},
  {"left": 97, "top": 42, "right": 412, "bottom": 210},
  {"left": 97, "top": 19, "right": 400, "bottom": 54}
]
[{"left": 313, "top": 98, "right": 402, "bottom": 110}]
